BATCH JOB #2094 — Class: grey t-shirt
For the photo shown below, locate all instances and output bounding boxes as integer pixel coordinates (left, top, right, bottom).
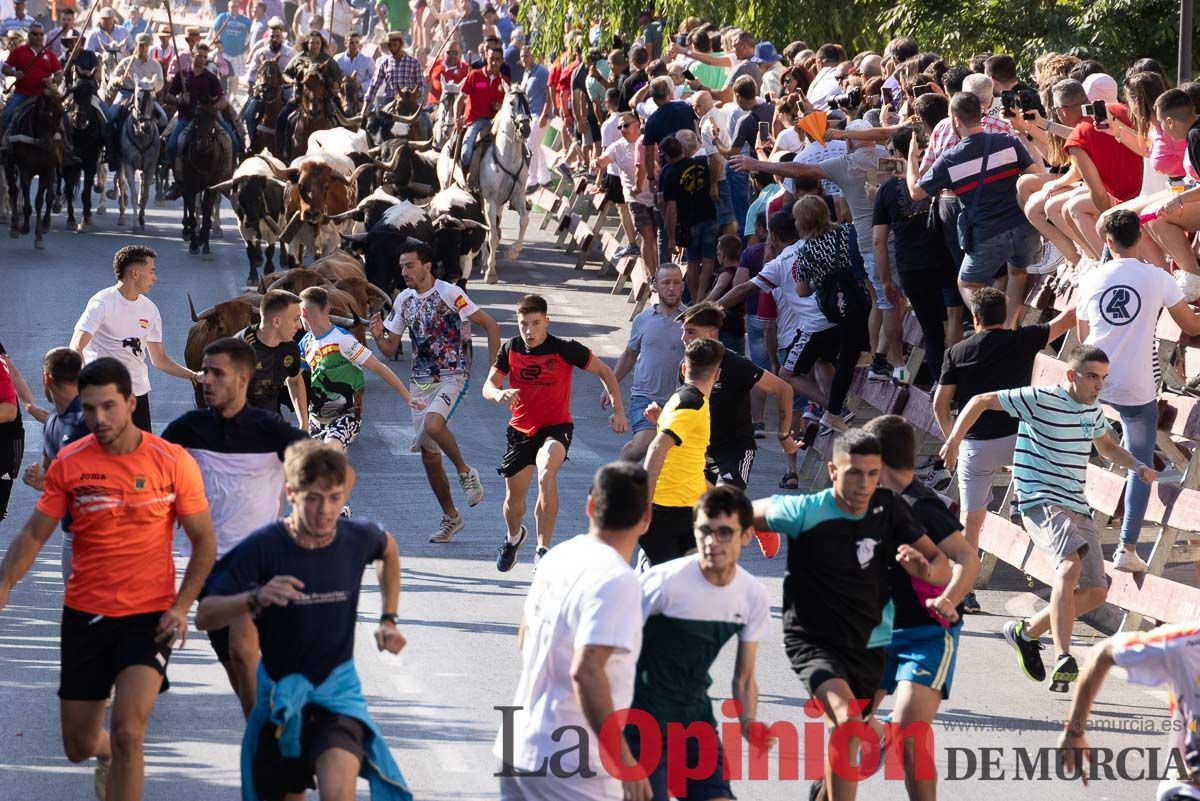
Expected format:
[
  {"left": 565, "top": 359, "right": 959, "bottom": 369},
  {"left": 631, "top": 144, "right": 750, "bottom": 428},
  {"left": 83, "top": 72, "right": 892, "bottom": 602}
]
[
  {"left": 628, "top": 304, "right": 686, "bottom": 402},
  {"left": 723, "top": 58, "right": 761, "bottom": 90},
  {"left": 819, "top": 148, "right": 887, "bottom": 251}
]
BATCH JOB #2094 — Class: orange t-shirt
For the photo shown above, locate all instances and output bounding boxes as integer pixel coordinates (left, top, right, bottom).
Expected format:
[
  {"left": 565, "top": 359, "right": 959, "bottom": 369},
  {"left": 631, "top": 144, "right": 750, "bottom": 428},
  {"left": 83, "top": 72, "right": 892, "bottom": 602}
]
[{"left": 37, "top": 432, "right": 209, "bottom": 617}]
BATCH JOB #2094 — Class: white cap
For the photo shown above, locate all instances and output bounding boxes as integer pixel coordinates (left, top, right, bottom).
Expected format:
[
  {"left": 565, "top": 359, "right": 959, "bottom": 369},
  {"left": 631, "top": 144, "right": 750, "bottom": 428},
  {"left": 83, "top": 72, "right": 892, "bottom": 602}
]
[{"left": 1084, "top": 73, "right": 1119, "bottom": 105}]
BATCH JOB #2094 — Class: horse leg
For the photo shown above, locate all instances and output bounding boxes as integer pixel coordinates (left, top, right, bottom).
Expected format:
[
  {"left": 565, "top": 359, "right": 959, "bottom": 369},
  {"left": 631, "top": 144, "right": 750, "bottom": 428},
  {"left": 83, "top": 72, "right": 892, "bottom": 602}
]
[
  {"left": 33, "top": 174, "right": 47, "bottom": 248},
  {"left": 117, "top": 163, "right": 128, "bottom": 226},
  {"left": 95, "top": 163, "right": 106, "bottom": 214},
  {"left": 137, "top": 164, "right": 149, "bottom": 230},
  {"left": 264, "top": 242, "right": 276, "bottom": 275},
  {"left": 483, "top": 199, "right": 500, "bottom": 284},
  {"left": 200, "top": 189, "right": 214, "bottom": 256},
  {"left": 82, "top": 165, "right": 95, "bottom": 227},
  {"left": 184, "top": 192, "right": 196, "bottom": 248},
  {"left": 504, "top": 195, "right": 531, "bottom": 264},
  {"left": 246, "top": 239, "right": 262, "bottom": 285},
  {"left": 6, "top": 163, "right": 17, "bottom": 237},
  {"left": 64, "top": 166, "right": 78, "bottom": 231},
  {"left": 211, "top": 194, "right": 224, "bottom": 239},
  {"left": 20, "top": 173, "right": 32, "bottom": 235}
]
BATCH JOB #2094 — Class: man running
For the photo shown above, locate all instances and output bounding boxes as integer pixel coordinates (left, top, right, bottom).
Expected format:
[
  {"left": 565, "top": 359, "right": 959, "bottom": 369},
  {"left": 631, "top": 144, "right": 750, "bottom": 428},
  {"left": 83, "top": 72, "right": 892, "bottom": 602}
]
[
  {"left": 604, "top": 263, "right": 686, "bottom": 463},
  {"left": 70, "top": 245, "right": 201, "bottom": 432},
  {"left": 370, "top": 240, "right": 500, "bottom": 543},
  {"left": 298, "top": 286, "right": 422, "bottom": 451},
  {"left": 628, "top": 485, "right": 771, "bottom": 801},
  {"left": 196, "top": 440, "right": 412, "bottom": 801},
  {"left": 162, "top": 338, "right": 307, "bottom": 717},
  {"left": 240, "top": 290, "right": 309, "bottom": 429},
  {"left": 485, "top": 295, "right": 628, "bottom": 571},
  {"left": 0, "top": 358, "right": 215, "bottom": 801},
  {"left": 494, "top": 461, "right": 652, "bottom": 801},
  {"left": 20, "top": 348, "right": 88, "bottom": 581},
  {"left": 863, "top": 415, "right": 980, "bottom": 801},
  {"left": 940, "top": 345, "right": 1155, "bottom": 693},
  {"left": 641, "top": 338, "right": 724, "bottom": 566},
  {"left": 752, "top": 429, "right": 950, "bottom": 801}
]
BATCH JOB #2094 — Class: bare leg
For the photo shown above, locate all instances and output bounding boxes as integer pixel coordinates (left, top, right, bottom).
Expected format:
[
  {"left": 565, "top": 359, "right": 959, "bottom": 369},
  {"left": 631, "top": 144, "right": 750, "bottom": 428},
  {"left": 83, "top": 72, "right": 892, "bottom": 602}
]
[
  {"left": 423, "top": 412, "right": 469, "bottom": 474},
  {"left": 225, "top": 613, "right": 260, "bottom": 719},
  {"left": 619, "top": 429, "right": 656, "bottom": 463},
  {"left": 502, "top": 466, "right": 535, "bottom": 539},
  {"left": 420, "top": 447, "right": 458, "bottom": 518},
  {"left": 106, "top": 665, "right": 164, "bottom": 801},
  {"left": 1024, "top": 187, "right": 1081, "bottom": 267},
  {"left": 1003, "top": 268, "right": 1028, "bottom": 329},
  {"left": 532, "top": 439, "right": 568, "bottom": 549},
  {"left": 60, "top": 698, "right": 111, "bottom": 764},
  {"left": 1061, "top": 191, "right": 1104, "bottom": 260},
  {"left": 314, "top": 746, "right": 361, "bottom": 801},
  {"left": 814, "top": 678, "right": 870, "bottom": 801}
]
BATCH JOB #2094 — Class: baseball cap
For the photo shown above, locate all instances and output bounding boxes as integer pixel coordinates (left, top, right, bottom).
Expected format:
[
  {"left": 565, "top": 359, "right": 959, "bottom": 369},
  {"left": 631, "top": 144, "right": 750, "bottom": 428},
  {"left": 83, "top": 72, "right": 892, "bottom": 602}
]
[
  {"left": 846, "top": 119, "right": 873, "bottom": 132},
  {"left": 135, "top": 32, "right": 152, "bottom": 45},
  {"left": 1084, "top": 73, "right": 1119, "bottom": 105}
]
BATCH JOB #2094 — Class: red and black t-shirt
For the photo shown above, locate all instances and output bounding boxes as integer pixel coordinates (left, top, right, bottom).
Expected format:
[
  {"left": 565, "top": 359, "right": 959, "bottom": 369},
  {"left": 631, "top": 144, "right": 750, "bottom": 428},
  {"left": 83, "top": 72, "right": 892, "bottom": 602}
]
[{"left": 494, "top": 334, "right": 593, "bottom": 434}]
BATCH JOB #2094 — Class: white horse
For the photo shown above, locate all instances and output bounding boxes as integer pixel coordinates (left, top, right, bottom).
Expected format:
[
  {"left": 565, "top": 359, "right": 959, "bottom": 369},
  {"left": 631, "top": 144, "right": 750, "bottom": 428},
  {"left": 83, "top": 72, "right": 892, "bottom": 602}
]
[
  {"left": 117, "top": 78, "right": 161, "bottom": 231},
  {"left": 477, "top": 85, "right": 532, "bottom": 284}
]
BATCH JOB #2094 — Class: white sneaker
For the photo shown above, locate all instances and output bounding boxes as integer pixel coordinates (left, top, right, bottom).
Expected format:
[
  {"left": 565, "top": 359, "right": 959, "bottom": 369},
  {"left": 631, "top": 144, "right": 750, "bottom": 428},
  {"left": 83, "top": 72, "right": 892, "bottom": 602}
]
[
  {"left": 1112, "top": 548, "right": 1150, "bottom": 573},
  {"left": 892, "top": 366, "right": 909, "bottom": 385},
  {"left": 429, "top": 513, "right": 464, "bottom": 543},
  {"left": 458, "top": 467, "right": 484, "bottom": 507},
  {"left": 1026, "top": 241, "right": 1065, "bottom": 275}
]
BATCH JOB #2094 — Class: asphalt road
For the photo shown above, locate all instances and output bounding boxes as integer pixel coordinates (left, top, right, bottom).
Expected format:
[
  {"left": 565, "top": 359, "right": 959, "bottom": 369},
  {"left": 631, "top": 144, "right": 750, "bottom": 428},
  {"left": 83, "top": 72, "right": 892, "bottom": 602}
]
[{"left": 0, "top": 195, "right": 1179, "bottom": 800}]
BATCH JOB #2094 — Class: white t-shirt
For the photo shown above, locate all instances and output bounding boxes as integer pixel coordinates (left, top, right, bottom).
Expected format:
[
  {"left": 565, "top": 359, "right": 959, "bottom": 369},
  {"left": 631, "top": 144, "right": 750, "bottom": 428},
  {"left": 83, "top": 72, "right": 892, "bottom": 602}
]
[
  {"left": 641, "top": 555, "right": 771, "bottom": 643},
  {"left": 599, "top": 114, "right": 622, "bottom": 176},
  {"left": 751, "top": 240, "right": 833, "bottom": 339},
  {"left": 494, "top": 534, "right": 643, "bottom": 799},
  {"left": 1112, "top": 622, "right": 1200, "bottom": 761},
  {"left": 806, "top": 66, "right": 841, "bottom": 110},
  {"left": 603, "top": 137, "right": 653, "bottom": 206},
  {"left": 74, "top": 286, "right": 164, "bottom": 397},
  {"left": 1077, "top": 257, "right": 1181, "bottom": 405},
  {"left": 771, "top": 127, "right": 803, "bottom": 156}
]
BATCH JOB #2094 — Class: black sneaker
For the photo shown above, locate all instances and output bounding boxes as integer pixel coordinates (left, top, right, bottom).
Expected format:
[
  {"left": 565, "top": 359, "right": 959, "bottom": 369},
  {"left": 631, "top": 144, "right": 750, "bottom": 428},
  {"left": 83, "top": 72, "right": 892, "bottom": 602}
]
[
  {"left": 533, "top": 546, "right": 549, "bottom": 570},
  {"left": 961, "top": 591, "right": 982, "bottom": 614},
  {"left": 340, "top": 505, "right": 352, "bottom": 518},
  {"left": 1002, "top": 620, "right": 1046, "bottom": 682},
  {"left": 1049, "top": 654, "right": 1079, "bottom": 693},
  {"left": 867, "top": 363, "right": 891, "bottom": 382},
  {"left": 496, "top": 525, "right": 527, "bottom": 572}
]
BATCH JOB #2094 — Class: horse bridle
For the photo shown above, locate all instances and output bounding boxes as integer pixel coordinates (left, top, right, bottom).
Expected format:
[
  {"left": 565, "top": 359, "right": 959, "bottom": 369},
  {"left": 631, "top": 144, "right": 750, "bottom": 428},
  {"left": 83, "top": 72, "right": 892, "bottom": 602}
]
[{"left": 489, "top": 91, "right": 532, "bottom": 206}]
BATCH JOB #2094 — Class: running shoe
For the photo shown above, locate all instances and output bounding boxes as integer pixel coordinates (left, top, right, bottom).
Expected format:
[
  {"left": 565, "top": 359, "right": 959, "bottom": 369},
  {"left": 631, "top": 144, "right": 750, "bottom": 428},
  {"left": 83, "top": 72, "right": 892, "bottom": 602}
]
[
  {"left": 1113, "top": 548, "right": 1150, "bottom": 573},
  {"left": 533, "top": 546, "right": 549, "bottom": 568},
  {"left": 892, "top": 366, "right": 910, "bottom": 385},
  {"left": 818, "top": 410, "right": 849, "bottom": 435},
  {"left": 555, "top": 162, "right": 573, "bottom": 181},
  {"left": 867, "top": 362, "right": 891, "bottom": 382},
  {"left": 1049, "top": 654, "right": 1079, "bottom": 693},
  {"left": 340, "top": 505, "right": 352, "bottom": 518},
  {"left": 914, "top": 457, "right": 952, "bottom": 492},
  {"left": 752, "top": 421, "right": 767, "bottom": 439},
  {"left": 429, "top": 513, "right": 464, "bottom": 543},
  {"left": 961, "top": 591, "right": 982, "bottom": 614},
  {"left": 1026, "top": 240, "right": 1065, "bottom": 275},
  {"left": 459, "top": 467, "right": 485, "bottom": 507},
  {"left": 802, "top": 401, "right": 824, "bottom": 422},
  {"left": 754, "top": 530, "right": 781, "bottom": 559},
  {"left": 496, "top": 525, "right": 527, "bottom": 572},
  {"left": 1002, "top": 619, "right": 1047, "bottom": 682},
  {"left": 94, "top": 757, "right": 111, "bottom": 801}
]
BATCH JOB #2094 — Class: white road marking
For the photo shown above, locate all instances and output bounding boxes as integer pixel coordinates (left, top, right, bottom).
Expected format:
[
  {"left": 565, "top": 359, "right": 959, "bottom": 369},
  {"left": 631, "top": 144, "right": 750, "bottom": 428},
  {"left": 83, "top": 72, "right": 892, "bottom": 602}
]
[{"left": 373, "top": 422, "right": 420, "bottom": 457}]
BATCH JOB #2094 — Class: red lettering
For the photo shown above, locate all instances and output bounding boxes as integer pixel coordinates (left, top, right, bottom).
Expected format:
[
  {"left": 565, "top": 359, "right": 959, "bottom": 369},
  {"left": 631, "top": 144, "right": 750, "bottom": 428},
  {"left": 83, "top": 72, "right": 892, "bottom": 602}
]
[
  {"left": 883, "top": 721, "right": 937, "bottom": 781},
  {"left": 598, "top": 708, "right": 659, "bottom": 782},
  {"left": 665, "top": 721, "right": 719, "bottom": 797},
  {"left": 804, "top": 697, "right": 825, "bottom": 781},
  {"left": 720, "top": 700, "right": 741, "bottom": 780},
  {"left": 828, "top": 720, "right": 881, "bottom": 783}
]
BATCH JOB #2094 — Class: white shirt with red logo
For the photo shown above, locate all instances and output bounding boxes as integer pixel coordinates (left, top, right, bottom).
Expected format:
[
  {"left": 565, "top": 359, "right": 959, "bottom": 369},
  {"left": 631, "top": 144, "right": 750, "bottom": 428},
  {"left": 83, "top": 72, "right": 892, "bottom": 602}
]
[{"left": 75, "top": 286, "right": 164, "bottom": 396}]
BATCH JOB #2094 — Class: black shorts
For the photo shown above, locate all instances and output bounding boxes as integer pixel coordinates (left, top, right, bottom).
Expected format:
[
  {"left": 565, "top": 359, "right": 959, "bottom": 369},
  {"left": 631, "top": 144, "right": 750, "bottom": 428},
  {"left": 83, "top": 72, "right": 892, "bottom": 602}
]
[
  {"left": 628, "top": 722, "right": 734, "bottom": 801},
  {"left": 604, "top": 172, "right": 626, "bottom": 204},
  {"left": 132, "top": 393, "right": 152, "bottom": 432},
  {"left": 253, "top": 704, "right": 365, "bottom": 798},
  {"left": 0, "top": 431, "right": 24, "bottom": 522},
  {"left": 498, "top": 423, "right": 573, "bottom": 478},
  {"left": 785, "top": 635, "right": 884, "bottom": 717},
  {"left": 59, "top": 606, "right": 171, "bottom": 701},
  {"left": 784, "top": 327, "right": 840, "bottom": 375},
  {"left": 704, "top": 448, "right": 756, "bottom": 489},
  {"left": 640, "top": 504, "right": 695, "bottom": 566}
]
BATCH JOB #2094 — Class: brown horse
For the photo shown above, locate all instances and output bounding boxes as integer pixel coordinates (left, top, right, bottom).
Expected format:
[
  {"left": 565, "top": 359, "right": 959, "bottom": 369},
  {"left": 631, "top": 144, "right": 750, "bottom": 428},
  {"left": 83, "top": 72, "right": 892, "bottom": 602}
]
[
  {"left": 339, "top": 72, "right": 364, "bottom": 118},
  {"left": 5, "top": 83, "right": 67, "bottom": 248},
  {"left": 285, "top": 68, "right": 335, "bottom": 160},
  {"left": 248, "top": 58, "right": 286, "bottom": 158}
]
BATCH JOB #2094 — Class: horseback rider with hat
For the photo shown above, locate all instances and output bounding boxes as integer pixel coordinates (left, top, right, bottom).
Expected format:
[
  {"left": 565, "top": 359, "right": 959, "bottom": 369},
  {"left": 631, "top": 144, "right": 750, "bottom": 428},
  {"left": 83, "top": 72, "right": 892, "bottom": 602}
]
[
  {"left": 274, "top": 28, "right": 342, "bottom": 154},
  {"left": 456, "top": 44, "right": 507, "bottom": 191},
  {"left": 105, "top": 33, "right": 167, "bottom": 172},
  {"left": 164, "top": 42, "right": 238, "bottom": 199}
]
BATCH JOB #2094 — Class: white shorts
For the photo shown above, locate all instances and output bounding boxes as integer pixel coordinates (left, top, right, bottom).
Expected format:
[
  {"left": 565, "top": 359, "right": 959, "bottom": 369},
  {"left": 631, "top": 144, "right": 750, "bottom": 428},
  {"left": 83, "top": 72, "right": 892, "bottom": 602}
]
[
  {"left": 409, "top": 376, "right": 469, "bottom": 454},
  {"left": 958, "top": 434, "right": 1018, "bottom": 513}
]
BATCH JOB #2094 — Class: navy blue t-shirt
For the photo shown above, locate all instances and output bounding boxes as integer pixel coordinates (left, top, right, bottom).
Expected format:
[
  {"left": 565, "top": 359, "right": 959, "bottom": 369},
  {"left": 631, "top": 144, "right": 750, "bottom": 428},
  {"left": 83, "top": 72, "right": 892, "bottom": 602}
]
[
  {"left": 642, "top": 100, "right": 697, "bottom": 153},
  {"left": 43, "top": 396, "right": 90, "bottom": 533},
  {"left": 918, "top": 131, "right": 1033, "bottom": 245},
  {"left": 205, "top": 518, "right": 388, "bottom": 684}
]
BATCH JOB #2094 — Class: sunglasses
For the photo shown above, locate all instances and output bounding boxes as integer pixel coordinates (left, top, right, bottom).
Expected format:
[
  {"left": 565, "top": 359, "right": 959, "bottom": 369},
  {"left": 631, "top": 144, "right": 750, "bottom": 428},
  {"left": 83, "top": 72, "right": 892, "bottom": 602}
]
[
  {"left": 617, "top": 122, "right": 634, "bottom": 130},
  {"left": 696, "top": 525, "right": 740, "bottom": 543},
  {"left": 448, "top": 50, "right": 460, "bottom": 55}
]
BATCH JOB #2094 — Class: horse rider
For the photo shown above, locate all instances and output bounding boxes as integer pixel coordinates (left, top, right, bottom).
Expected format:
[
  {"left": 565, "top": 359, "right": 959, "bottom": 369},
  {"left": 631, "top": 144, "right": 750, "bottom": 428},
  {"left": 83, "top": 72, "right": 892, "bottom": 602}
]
[
  {"left": 166, "top": 26, "right": 204, "bottom": 81},
  {"left": 44, "top": 5, "right": 79, "bottom": 58},
  {"left": 363, "top": 30, "right": 423, "bottom": 138},
  {"left": 61, "top": 29, "right": 102, "bottom": 89},
  {"left": 105, "top": 33, "right": 167, "bottom": 172},
  {"left": 274, "top": 28, "right": 342, "bottom": 151},
  {"left": 428, "top": 36, "right": 468, "bottom": 105},
  {"left": 85, "top": 8, "right": 131, "bottom": 57},
  {"left": 0, "top": 22, "right": 62, "bottom": 144},
  {"left": 241, "top": 18, "right": 293, "bottom": 144},
  {"left": 0, "top": 0, "right": 35, "bottom": 37},
  {"left": 164, "top": 42, "right": 239, "bottom": 198},
  {"left": 456, "top": 44, "right": 507, "bottom": 191},
  {"left": 149, "top": 23, "right": 177, "bottom": 77},
  {"left": 335, "top": 30, "right": 374, "bottom": 97}
]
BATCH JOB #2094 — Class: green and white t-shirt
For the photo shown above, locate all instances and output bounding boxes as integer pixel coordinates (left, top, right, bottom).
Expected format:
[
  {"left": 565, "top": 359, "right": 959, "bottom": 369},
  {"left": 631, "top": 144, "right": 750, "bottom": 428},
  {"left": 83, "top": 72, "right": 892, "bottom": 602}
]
[
  {"left": 631, "top": 555, "right": 770, "bottom": 729},
  {"left": 300, "top": 325, "right": 372, "bottom": 422}
]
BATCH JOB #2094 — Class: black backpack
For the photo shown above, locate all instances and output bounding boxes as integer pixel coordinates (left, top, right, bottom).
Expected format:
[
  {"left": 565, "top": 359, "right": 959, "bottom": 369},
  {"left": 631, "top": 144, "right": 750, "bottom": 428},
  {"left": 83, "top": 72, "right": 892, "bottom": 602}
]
[{"left": 815, "top": 268, "right": 871, "bottom": 325}]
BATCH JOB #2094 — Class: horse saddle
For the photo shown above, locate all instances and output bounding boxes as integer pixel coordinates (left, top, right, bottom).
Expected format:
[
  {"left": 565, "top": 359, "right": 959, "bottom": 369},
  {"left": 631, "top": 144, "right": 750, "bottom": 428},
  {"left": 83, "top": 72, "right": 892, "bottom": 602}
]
[{"left": 176, "top": 120, "right": 233, "bottom": 178}]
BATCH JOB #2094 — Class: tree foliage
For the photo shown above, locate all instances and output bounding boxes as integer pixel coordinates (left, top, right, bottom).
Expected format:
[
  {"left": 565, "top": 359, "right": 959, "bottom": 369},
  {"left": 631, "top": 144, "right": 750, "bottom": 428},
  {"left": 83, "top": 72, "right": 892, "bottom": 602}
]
[{"left": 524, "top": 0, "right": 1195, "bottom": 81}]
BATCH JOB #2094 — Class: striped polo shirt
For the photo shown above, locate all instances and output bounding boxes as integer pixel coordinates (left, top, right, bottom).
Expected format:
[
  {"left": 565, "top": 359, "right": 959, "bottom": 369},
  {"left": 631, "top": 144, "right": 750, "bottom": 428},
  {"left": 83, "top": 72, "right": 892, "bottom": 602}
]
[
  {"left": 918, "top": 131, "right": 1033, "bottom": 245},
  {"left": 997, "top": 385, "right": 1110, "bottom": 514}
]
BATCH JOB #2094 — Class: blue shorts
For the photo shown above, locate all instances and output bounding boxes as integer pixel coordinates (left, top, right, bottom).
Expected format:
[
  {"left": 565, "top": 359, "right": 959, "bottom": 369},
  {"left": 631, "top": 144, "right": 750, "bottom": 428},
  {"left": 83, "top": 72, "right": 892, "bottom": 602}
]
[
  {"left": 858, "top": 238, "right": 900, "bottom": 311},
  {"left": 686, "top": 220, "right": 720, "bottom": 262},
  {"left": 880, "top": 624, "right": 961, "bottom": 700},
  {"left": 959, "top": 221, "right": 1040, "bottom": 285},
  {"left": 628, "top": 393, "right": 659, "bottom": 435},
  {"left": 627, "top": 723, "right": 735, "bottom": 801},
  {"left": 715, "top": 178, "right": 735, "bottom": 226},
  {"left": 747, "top": 316, "right": 771, "bottom": 371}
]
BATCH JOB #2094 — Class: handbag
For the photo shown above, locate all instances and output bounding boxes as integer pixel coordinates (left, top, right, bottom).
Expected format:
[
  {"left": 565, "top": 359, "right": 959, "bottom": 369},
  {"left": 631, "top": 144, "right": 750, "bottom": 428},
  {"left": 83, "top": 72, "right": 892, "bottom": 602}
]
[{"left": 955, "top": 133, "right": 993, "bottom": 253}]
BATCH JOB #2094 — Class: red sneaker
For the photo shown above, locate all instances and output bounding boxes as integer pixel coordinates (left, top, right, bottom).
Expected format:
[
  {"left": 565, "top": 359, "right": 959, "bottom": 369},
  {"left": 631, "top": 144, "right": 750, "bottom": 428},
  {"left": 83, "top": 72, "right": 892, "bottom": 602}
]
[{"left": 754, "top": 530, "right": 781, "bottom": 559}]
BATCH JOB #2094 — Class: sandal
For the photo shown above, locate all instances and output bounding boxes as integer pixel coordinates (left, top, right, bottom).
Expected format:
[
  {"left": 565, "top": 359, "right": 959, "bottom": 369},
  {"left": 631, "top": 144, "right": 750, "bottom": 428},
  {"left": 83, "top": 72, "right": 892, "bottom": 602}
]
[{"left": 779, "top": 472, "right": 799, "bottom": 490}]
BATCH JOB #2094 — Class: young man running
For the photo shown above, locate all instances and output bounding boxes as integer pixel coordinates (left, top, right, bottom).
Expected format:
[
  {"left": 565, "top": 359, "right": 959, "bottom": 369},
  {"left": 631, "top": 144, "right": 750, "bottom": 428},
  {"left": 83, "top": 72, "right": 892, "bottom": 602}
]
[
  {"left": 162, "top": 338, "right": 307, "bottom": 717},
  {"left": 864, "top": 415, "right": 980, "bottom": 801},
  {"left": 240, "top": 289, "right": 309, "bottom": 430},
  {"left": 0, "top": 358, "right": 216, "bottom": 801},
  {"left": 370, "top": 240, "right": 500, "bottom": 543},
  {"left": 197, "top": 440, "right": 412, "bottom": 801},
  {"left": 298, "top": 286, "right": 423, "bottom": 451},
  {"left": 628, "top": 485, "right": 771, "bottom": 801},
  {"left": 753, "top": 429, "right": 951, "bottom": 801},
  {"left": 641, "top": 338, "right": 724, "bottom": 566},
  {"left": 941, "top": 345, "right": 1155, "bottom": 693},
  {"left": 485, "top": 295, "right": 628, "bottom": 571},
  {"left": 70, "top": 245, "right": 202, "bottom": 431}
]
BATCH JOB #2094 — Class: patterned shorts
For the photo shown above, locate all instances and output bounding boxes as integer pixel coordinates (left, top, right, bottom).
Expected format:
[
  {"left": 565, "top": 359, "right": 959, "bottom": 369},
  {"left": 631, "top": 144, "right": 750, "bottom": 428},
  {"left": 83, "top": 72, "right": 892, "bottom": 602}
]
[{"left": 309, "top": 415, "right": 362, "bottom": 448}]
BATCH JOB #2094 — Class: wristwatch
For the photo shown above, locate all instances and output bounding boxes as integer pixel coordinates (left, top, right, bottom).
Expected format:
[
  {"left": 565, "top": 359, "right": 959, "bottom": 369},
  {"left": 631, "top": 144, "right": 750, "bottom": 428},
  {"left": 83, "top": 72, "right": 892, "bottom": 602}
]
[{"left": 380, "top": 613, "right": 401, "bottom": 625}]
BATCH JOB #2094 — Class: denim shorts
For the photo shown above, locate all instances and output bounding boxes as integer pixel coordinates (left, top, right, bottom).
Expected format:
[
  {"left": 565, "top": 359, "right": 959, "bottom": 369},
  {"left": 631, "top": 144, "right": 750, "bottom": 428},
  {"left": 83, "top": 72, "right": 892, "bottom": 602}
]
[
  {"left": 686, "top": 220, "right": 720, "bottom": 262},
  {"left": 858, "top": 237, "right": 900, "bottom": 311},
  {"left": 627, "top": 393, "right": 659, "bottom": 435},
  {"left": 960, "top": 221, "right": 1041, "bottom": 284},
  {"left": 715, "top": 178, "right": 735, "bottom": 226},
  {"left": 747, "top": 316, "right": 771, "bottom": 371}
]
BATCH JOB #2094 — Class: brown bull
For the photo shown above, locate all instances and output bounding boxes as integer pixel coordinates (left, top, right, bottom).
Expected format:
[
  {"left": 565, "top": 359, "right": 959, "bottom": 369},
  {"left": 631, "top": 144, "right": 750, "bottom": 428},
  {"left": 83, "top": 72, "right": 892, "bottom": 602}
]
[
  {"left": 184, "top": 293, "right": 261, "bottom": 406},
  {"left": 278, "top": 160, "right": 361, "bottom": 266},
  {"left": 309, "top": 249, "right": 366, "bottom": 283}
]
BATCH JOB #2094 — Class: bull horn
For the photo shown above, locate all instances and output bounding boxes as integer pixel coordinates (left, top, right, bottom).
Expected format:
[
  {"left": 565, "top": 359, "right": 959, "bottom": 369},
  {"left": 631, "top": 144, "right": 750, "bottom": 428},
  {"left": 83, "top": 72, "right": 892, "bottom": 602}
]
[
  {"left": 340, "top": 231, "right": 369, "bottom": 244},
  {"left": 187, "top": 293, "right": 200, "bottom": 323},
  {"left": 269, "top": 178, "right": 291, "bottom": 190},
  {"left": 328, "top": 312, "right": 362, "bottom": 328},
  {"left": 459, "top": 218, "right": 491, "bottom": 232},
  {"left": 367, "top": 145, "right": 383, "bottom": 156},
  {"left": 279, "top": 210, "right": 303, "bottom": 245},
  {"left": 366, "top": 282, "right": 393, "bottom": 314},
  {"left": 389, "top": 107, "right": 423, "bottom": 124},
  {"left": 262, "top": 216, "right": 284, "bottom": 237},
  {"left": 408, "top": 138, "right": 433, "bottom": 153},
  {"left": 349, "top": 162, "right": 375, "bottom": 184},
  {"left": 327, "top": 207, "right": 361, "bottom": 222},
  {"left": 431, "top": 213, "right": 458, "bottom": 228},
  {"left": 209, "top": 179, "right": 236, "bottom": 193}
]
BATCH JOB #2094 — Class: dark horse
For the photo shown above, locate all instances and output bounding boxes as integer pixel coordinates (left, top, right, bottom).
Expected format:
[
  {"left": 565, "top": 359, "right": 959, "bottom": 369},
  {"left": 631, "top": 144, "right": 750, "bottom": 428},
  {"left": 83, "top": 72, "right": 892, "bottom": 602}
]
[
  {"left": 62, "top": 78, "right": 106, "bottom": 232},
  {"left": 339, "top": 72, "right": 364, "bottom": 118},
  {"left": 247, "top": 57, "right": 286, "bottom": 158},
  {"left": 282, "top": 68, "right": 335, "bottom": 162},
  {"left": 5, "top": 83, "right": 66, "bottom": 248},
  {"left": 179, "top": 102, "right": 233, "bottom": 255}
]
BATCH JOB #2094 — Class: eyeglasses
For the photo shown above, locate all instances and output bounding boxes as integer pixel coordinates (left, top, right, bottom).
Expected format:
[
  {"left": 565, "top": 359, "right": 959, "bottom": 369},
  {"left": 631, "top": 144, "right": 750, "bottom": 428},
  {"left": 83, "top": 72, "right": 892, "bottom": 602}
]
[
  {"left": 617, "top": 122, "right": 634, "bottom": 130},
  {"left": 696, "top": 525, "right": 739, "bottom": 543}
]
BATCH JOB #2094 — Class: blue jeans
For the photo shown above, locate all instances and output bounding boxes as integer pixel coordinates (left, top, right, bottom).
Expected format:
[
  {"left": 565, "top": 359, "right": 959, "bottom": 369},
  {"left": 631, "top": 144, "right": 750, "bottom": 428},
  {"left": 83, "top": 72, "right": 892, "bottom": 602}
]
[
  {"left": 725, "top": 166, "right": 751, "bottom": 238},
  {"left": 747, "top": 315, "right": 771, "bottom": 371},
  {"left": 242, "top": 96, "right": 261, "bottom": 141},
  {"left": 1, "top": 92, "right": 35, "bottom": 130},
  {"left": 461, "top": 118, "right": 490, "bottom": 167},
  {"left": 1110, "top": 399, "right": 1159, "bottom": 546}
]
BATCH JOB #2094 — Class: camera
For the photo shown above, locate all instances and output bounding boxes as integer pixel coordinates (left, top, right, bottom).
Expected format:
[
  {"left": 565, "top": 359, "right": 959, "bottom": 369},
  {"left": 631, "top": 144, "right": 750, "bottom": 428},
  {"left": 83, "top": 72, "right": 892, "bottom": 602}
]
[
  {"left": 1019, "top": 93, "right": 1038, "bottom": 121},
  {"left": 829, "top": 86, "right": 862, "bottom": 111},
  {"left": 882, "top": 86, "right": 897, "bottom": 110}
]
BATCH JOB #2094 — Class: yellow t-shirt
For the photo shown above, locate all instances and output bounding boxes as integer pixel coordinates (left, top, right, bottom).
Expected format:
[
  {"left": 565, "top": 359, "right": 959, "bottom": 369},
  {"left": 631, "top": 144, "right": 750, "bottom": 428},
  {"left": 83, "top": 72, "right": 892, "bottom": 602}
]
[{"left": 653, "top": 384, "right": 710, "bottom": 508}]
